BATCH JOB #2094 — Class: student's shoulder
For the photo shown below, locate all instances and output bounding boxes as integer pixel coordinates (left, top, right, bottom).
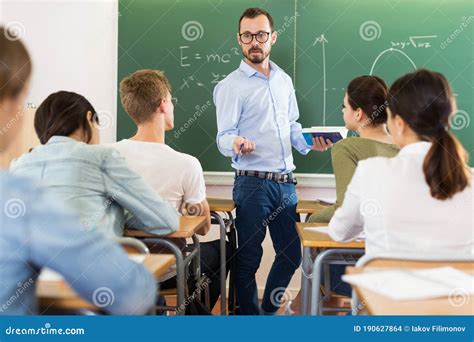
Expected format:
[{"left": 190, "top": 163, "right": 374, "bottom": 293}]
[
  {"left": 169, "top": 147, "right": 203, "bottom": 171},
  {"left": 0, "top": 171, "right": 72, "bottom": 219}
]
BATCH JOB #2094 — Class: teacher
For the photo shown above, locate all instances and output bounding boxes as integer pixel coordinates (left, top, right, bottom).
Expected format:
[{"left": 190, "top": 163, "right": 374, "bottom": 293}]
[{"left": 213, "top": 7, "right": 332, "bottom": 315}]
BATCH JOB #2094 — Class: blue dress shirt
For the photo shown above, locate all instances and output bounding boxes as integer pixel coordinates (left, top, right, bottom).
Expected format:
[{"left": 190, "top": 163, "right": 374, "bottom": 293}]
[{"left": 214, "top": 60, "right": 311, "bottom": 173}]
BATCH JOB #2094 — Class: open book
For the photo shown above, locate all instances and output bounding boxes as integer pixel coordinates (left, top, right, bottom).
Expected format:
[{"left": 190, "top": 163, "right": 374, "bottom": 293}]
[{"left": 303, "top": 126, "right": 348, "bottom": 145}]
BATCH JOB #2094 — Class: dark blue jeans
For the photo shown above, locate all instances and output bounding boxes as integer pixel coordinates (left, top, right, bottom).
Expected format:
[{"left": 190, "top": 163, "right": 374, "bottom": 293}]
[{"left": 233, "top": 176, "right": 301, "bottom": 315}]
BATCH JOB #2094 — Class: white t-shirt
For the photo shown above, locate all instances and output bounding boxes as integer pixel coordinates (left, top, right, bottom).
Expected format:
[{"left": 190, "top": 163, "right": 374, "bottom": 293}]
[
  {"left": 112, "top": 139, "right": 207, "bottom": 282},
  {"left": 113, "top": 139, "right": 206, "bottom": 210}
]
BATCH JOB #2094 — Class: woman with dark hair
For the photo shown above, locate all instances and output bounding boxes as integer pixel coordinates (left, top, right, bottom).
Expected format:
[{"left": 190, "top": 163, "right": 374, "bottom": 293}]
[
  {"left": 11, "top": 90, "right": 179, "bottom": 238},
  {"left": 0, "top": 29, "right": 158, "bottom": 315},
  {"left": 309, "top": 75, "right": 399, "bottom": 223},
  {"left": 328, "top": 68, "right": 472, "bottom": 257},
  {"left": 289, "top": 76, "right": 399, "bottom": 314}
]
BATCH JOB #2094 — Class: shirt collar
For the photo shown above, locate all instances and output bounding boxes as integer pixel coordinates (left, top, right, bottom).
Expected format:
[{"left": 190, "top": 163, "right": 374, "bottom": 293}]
[
  {"left": 238, "top": 59, "right": 280, "bottom": 78},
  {"left": 398, "top": 141, "right": 432, "bottom": 156},
  {"left": 47, "top": 136, "right": 78, "bottom": 144}
]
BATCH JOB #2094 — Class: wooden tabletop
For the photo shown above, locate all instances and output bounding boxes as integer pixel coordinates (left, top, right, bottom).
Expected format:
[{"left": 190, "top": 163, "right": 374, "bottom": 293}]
[
  {"left": 37, "top": 254, "right": 175, "bottom": 311},
  {"left": 296, "top": 200, "right": 328, "bottom": 214},
  {"left": 125, "top": 216, "right": 206, "bottom": 239},
  {"left": 296, "top": 222, "right": 365, "bottom": 249},
  {"left": 346, "top": 266, "right": 474, "bottom": 315},
  {"left": 208, "top": 198, "right": 235, "bottom": 212}
]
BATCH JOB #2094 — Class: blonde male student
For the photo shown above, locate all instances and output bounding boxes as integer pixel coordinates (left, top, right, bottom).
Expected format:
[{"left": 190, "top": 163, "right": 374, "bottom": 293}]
[
  {"left": 114, "top": 69, "right": 231, "bottom": 313},
  {"left": 0, "top": 28, "right": 157, "bottom": 315}
]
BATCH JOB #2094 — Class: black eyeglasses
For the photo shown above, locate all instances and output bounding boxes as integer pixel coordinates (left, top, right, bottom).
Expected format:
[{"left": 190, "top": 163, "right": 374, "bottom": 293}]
[{"left": 239, "top": 31, "right": 271, "bottom": 44}]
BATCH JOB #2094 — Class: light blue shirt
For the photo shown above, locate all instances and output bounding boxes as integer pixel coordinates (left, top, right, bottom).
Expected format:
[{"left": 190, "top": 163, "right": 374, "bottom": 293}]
[
  {"left": 10, "top": 136, "right": 179, "bottom": 238},
  {"left": 214, "top": 60, "right": 311, "bottom": 173},
  {"left": 0, "top": 170, "right": 157, "bottom": 315}
]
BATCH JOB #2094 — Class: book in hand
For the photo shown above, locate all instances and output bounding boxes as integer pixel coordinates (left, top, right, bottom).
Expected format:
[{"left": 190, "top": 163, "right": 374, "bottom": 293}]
[{"left": 303, "top": 126, "right": 348, "bottom": 145}]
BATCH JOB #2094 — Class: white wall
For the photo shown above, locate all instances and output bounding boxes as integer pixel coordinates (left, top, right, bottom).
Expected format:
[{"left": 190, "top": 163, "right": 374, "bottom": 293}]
[{"left": 0, "top": 0, "right": 118, "bottom": 143}]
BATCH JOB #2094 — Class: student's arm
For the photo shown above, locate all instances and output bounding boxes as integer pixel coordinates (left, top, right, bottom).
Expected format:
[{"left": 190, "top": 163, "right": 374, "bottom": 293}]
[
  {"left": 181, "top": 157, "right": 211, "bottom": 235},
  {"left": 288, "top": 82, "right": 311, "bottom": 155},
  {"left": 28, "top": 191, "right": 157, "bottom": 315},
  {"left": 102, "top": 148, "right": 179, "bottom": 235},
  {"left": 213, "top": 81, "right": 242, "bottom": 157},
  {"left": 328, "top": 163, "right": 364, "bottom": 242}
]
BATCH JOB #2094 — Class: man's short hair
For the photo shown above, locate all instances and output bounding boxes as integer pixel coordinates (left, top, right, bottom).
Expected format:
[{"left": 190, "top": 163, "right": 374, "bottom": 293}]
[
  {"left": 238, "top": 8, "right": 274, "bottom": 32},
  {"left": 119, "top": 69, "right": 171, "bottom": 125}
]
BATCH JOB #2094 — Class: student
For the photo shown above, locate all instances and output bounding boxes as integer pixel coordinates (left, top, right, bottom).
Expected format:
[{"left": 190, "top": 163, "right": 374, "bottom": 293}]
[
  {"left": 10, "top": 91, "right": 179, "bottom": 238},
  {"left": 0, "top": 27, "right": 157, "bottom": 315},
  {"left": 329, "top": 68, "right": 472, "bottom": 257},
  {"left": 114, "top": 69, "right": 231, "bottom": 313},
  {"left": 288, "top": 76, "right": 399, "bottom": 315},
  {"left": 309, "top": 75, "right": 399, "bottom": 222}
]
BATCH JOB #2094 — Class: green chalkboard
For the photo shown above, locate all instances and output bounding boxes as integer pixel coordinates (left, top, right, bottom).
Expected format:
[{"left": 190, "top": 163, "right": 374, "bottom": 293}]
[{"left": 118, "top": 0, "right": 473, "bottom": 173}]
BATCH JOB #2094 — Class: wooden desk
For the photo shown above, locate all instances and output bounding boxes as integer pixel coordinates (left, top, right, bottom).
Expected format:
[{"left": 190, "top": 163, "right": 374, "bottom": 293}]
[
  {"left": 208, "top": 198, "right": 235, "bottom": 212},
  {"left": 296, "top": 222, "right": 365, "bottom": 249},
  {"left": 296, "top": 222, "right": 365, "bottom": 315},
  {"left": 296, "top": 200, "right": 328, "bottom": 214},
  {"left": 346, "top": 267, "right": 474, "bottom": 315},
  {"left": 37, "top": 254, "right": 175, "bottom": 311},
  {"left": 125, "top": 216, "right": 206, "bottom": 239}
]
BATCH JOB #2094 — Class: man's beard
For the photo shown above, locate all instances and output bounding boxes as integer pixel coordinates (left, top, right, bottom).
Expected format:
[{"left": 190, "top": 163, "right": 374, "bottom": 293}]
[{"left": 243, "top": 47, "right": 270, "bottom": 64}]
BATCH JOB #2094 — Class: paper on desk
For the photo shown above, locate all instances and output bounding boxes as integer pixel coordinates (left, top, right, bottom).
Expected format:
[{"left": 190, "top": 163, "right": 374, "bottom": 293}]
[
  {"left": 304, "top": 226, "right": 329, "bottom": 234},
  {"left": 39, "top": 255, "right": 146, "bottom": 282},
  {"left": 342, "top": 266, "right": 474, "bottom": 301},
  {"left": 304, "top": 226, "right": 365, "bottom": 241}
]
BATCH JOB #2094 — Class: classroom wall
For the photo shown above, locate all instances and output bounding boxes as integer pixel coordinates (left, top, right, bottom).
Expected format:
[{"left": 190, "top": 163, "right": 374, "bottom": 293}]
[{"left": 0, "top": 0, "right": 118, "bottom": 143}]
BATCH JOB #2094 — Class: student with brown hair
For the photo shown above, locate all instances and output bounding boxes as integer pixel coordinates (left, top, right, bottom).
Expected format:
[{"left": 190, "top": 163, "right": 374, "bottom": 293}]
[
  {"left": 309, "top": 75, "right": 399, "bottom": 223},
  {"left": 114, "top": 69, "right": 231, "bottom": 313},
  {"left": 0, "top": 27, "right": 158, "bottom": 315},
  {"left": 328, "top": 68, "right": 472, "bottom": 257}
]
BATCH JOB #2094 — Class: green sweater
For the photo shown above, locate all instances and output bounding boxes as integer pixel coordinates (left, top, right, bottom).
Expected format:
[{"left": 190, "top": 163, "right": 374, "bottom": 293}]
[{"left": 308, "top": 137, "right": 399, "bottom": 223}]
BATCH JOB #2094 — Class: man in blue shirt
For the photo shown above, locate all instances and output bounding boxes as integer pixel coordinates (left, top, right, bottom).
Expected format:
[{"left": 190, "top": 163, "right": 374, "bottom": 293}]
[{"left": 214, "top": 8, "right": 332, "bottom": 315}]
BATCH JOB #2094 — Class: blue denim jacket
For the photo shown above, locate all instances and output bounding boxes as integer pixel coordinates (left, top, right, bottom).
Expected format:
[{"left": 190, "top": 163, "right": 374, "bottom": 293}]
[
  {"left": 0, "top": 170, "right": 157, "bottom": 315},
  {"left": 10, "top": 136, "right": 179, "bottom": 238}
]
